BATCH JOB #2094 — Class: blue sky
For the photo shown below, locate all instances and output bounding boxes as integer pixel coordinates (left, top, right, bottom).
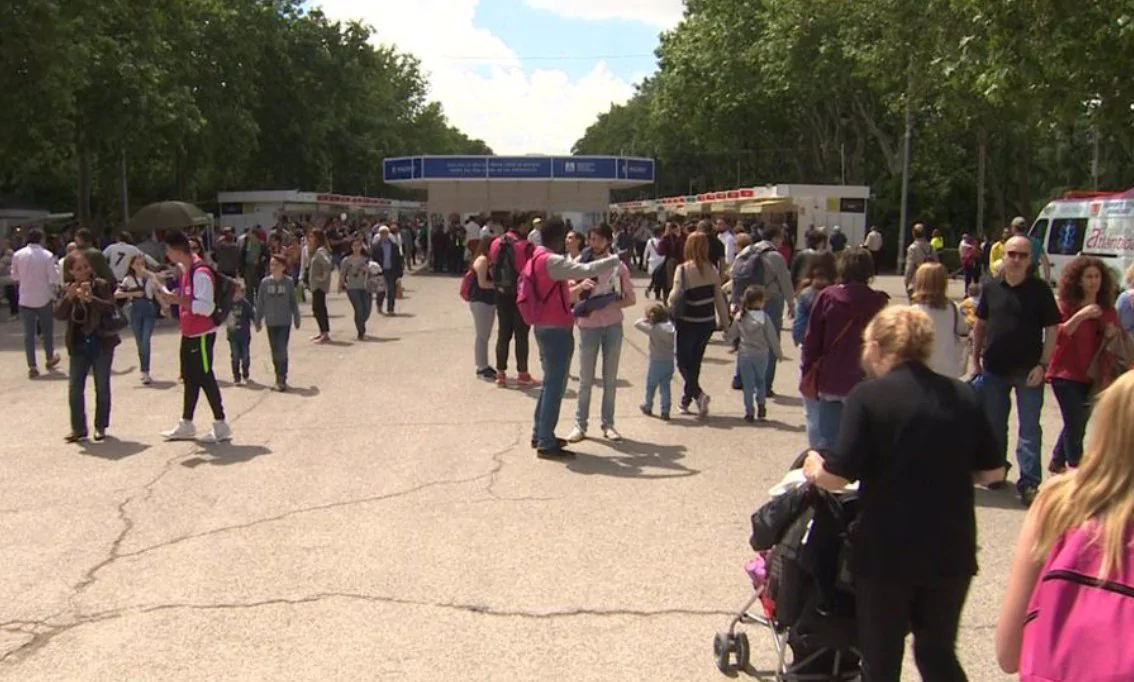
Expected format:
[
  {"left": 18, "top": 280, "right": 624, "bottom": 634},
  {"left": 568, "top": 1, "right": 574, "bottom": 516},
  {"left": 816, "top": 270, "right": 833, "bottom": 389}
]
[{"left": 315, "top": 0, "right": 683, "bottom": 154}]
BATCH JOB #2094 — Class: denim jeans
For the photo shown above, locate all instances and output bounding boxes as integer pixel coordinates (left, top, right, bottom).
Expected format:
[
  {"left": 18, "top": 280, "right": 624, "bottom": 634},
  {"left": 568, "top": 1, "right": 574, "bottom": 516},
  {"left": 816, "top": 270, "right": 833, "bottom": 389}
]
[
  {"left": 575, "top": 323, "right": 623, "bottom": 432},
  {"left": 532, "top": 326, "right": 575, "bottom": 449},
  {"left": 228, "top": 331, "right": 251, "bottom": 379},
  {"left": 644, "top": 358, "right": 675, "bottom": 414},
  {"left": 1051, "top": 378, "right": 1092, "bottom": 469},
  {"left": 763, "top": 295, "right": 785, "bottom": 392},
  {"left": 981, "top": 371, "right": 1045, "bottom": 491},
  {"left": 383, "top": 272, "right": 399, "bottom": 312},
  {"left": 737, "top": 352, "right": 770, "bottom": 416},
  {"left": 69, "top": 345, "right": 114, "bottom": 434},
  {"left": 128, "top": 298, "right": 157, "bottom": 373},
  {"left": 346, "top": 289, "right": 372, "bottom": 336},
  {"left": 804, "top": 397, "right": 844, "bottom": 449},
  {"left": 20, "top": 304, "right": 55, "bottom": 369},
  {"left": 266, "top": 325, "right": 291, "bottom": 381}
]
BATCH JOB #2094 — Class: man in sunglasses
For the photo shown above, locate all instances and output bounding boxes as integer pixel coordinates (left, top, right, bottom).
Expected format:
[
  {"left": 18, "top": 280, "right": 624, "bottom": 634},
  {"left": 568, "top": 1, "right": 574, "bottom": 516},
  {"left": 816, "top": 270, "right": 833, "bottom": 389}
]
[{"left": 970, "top": 236, "right": 1060, "bottom": 507}]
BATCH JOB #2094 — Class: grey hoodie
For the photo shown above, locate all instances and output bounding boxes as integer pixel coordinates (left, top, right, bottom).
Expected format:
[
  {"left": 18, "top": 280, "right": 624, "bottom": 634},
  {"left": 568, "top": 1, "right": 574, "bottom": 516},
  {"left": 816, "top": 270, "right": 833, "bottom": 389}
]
[
  {"left": 633, "top": 318, "right": 676, "bottom": 362},
  {"left": 725, "top": 309, "right": 782, "bottom": 359},
  {"left": 255, "top": 275, "right": 301, "bottom": 329}
]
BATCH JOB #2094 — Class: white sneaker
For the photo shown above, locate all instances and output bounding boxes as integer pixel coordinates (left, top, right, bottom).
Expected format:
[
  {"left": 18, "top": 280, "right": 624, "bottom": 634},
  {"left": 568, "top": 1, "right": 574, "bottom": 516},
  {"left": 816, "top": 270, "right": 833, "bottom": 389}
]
[
  {"left": 141, "top": 372, "right": 152, "bottom": 385},
  {"left": 566, "top": 426, "right": 586, "bottom": 443},
  {"left": 199, "top": 421, "right": 233, "bottom": 444},
  {"left": 602, "top": 426, "right": 623, "bottom": 442},
  {"left": 696, "top": 393, "right": 711, "bottom": 418},
  {"left": 162, "top": 420, "right": 196, "bottom": 441}
]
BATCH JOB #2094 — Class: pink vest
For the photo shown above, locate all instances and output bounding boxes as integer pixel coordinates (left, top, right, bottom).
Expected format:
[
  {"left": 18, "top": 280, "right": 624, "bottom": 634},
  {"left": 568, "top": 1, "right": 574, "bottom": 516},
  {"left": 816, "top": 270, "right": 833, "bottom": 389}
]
[
  {"left": 527, "top": 248, "right": 573, "bottom": 328},
  {"left": 1019, "top": 522, "right": 1134, "bottom": 681},
  {"left": 178, "top": 256, "right": 217, "bottom": 337}
]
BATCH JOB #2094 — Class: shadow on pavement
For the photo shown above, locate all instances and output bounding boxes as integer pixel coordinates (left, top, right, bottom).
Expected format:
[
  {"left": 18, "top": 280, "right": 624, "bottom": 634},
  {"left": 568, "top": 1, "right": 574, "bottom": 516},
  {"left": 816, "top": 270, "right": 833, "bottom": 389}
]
[
  {"left": 133, "top": 379, "right": 178, "bottom": 391},
  {"left": 666, "top": 415, "right": 805, "bottom": 433},
  {"left": 973, "top": 486, "right": 1024, "bottom": 510},
  {"left": 181, "top": 443, "right": 272, "bottom": 468},
  {"left": 565, "top": 439, "right": 697, "bottom": 479},
  {"left": 358, "top": 336, "right": 400, "bottom": 343},
  {"left": 78, "top": 437, "right": 151, "bottom": 461},
  {"left": 771, "top": 394, "right": 804, "bottom": 407},
  {"left": 321, "top": 339, "right": 354, "bottom": 347},
  {"left": 31, "top": 372, "right": 68, "bottom": 382},
  {"left": 282, "top": 385, "right": 320, "bottom": 398}
]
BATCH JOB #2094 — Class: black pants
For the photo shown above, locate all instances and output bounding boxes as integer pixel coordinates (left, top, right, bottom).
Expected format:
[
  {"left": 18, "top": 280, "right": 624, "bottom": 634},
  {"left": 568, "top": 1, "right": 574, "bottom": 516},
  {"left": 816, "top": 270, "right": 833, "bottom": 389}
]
[
  {"left": 856, "top": 576, "right": 971, "bottom": 682},
  {"left": 312, "top": 289, "right": 330, "bottom": 333},
  {"left": 495, "top": 295, "right": 529, "bottom": 374},
  {"left": 648, "top": 266, "right": 667, "bottom": 300},
  {"left": 3, "top": 283, "right": 17, "bottom": 316},
  {"left": 675, "top": 320, "right": 715, "bottom": 403},
  {"left": 432, "top": 246, "right": 447, "bottom": 273},
  {"left": 635, "top": 242, "right": 647, "bottom": 270},
  {"left": 181, "top": 333, "right": 225, "bottom": 422},
  {"left": 963, "top": 265, "right": 981, "bottom": 290},
  {"left": 382, "top": 272, "right": 398, "bottom": 313}
]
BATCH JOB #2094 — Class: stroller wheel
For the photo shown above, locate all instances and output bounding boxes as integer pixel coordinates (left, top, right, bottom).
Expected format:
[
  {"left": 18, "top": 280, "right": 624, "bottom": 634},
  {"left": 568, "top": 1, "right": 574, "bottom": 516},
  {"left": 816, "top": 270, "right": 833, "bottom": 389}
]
[
  {"left": 713, "top": 632, "right": 733, "bottom": 673},
  {"left": 734, "top": 632, "right": 750, "bottom": 670}
]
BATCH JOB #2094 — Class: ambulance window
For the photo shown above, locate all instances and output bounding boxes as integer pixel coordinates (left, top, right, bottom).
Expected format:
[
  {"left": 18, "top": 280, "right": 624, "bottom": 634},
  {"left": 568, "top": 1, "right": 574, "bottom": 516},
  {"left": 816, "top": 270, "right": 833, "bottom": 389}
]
[{"left": 1047, "top": 218, "right": 1087, "bottom": 256}]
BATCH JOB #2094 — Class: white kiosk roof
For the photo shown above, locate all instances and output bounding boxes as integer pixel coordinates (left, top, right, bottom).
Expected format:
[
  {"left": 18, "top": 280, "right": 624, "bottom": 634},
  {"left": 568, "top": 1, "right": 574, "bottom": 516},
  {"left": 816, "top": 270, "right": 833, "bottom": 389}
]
[{"left": 382, "top": 155, "right": 655, "bottom": 214}]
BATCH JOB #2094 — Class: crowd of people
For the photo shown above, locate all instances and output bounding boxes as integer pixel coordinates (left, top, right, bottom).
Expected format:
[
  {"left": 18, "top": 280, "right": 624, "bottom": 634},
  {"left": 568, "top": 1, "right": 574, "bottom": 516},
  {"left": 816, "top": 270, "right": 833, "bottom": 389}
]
[
  {"left": 2, "top": 212, "right": 434, "bottom": 442},
  {"left": 6, "top": 204, "right": 1134, "bottom": 680}
]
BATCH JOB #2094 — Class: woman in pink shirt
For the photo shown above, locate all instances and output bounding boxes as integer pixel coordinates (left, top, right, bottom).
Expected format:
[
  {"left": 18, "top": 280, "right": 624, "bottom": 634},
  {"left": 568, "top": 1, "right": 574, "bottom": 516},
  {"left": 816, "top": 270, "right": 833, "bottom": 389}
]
[{"left": 566, "top": 224, "right": 636, "bottom": 443}]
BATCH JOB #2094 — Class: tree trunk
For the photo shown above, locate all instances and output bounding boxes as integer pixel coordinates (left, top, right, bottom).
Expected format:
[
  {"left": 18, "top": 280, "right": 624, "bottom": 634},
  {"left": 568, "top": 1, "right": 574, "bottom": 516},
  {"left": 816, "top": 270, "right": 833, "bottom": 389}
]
[
  {"left": 976, "top": 127, "right": 987, "bottom": 236},
  {"left": 75, "top": 124, "right": 92, "bottom": 228}
]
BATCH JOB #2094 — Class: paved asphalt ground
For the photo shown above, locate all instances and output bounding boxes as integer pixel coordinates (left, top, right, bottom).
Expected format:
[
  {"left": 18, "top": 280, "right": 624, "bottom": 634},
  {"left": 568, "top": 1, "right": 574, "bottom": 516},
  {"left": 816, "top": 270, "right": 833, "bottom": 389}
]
[{"left": 0, "top": 269, "right": 1052, "bottom": 681}]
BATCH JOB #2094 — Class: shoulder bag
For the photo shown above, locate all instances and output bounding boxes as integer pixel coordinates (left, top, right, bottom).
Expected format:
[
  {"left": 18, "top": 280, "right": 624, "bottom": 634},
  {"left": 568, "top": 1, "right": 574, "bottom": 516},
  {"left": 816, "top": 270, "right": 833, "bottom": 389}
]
[{"left": 800, "top": 316, "right": 858, "bottom": 400}]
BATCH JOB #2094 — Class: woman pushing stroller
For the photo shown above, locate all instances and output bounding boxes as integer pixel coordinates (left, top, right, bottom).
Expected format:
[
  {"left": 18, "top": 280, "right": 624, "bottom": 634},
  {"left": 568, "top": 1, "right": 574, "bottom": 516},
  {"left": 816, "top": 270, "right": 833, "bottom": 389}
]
[{"left": 801, "top": 306, "right": 1005, "bottom": 681}]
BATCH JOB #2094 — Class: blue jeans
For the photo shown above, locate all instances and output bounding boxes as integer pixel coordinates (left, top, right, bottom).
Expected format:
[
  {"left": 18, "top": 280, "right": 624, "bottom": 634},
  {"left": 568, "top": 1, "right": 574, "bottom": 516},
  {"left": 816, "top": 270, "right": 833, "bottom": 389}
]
[
  {"left": 532, "top": 326, "right": 575, "bottom": 449},
  {"left": 69, "top": 346, "right": 114, "bottom": 434},
  {"left": 228, "top": 331, "right": 251, "bottom": 379},
  {"left": 128, "top": 299, "right": 157, "bottom": 373},
  {"left": 19, "top": 304, "right": 55, "bottom": 369},
  {"left": 575, "top": 323, "right": 623, "bottom": 432},
  {"left": 763, "top": 295, "right": 785, "bottom": 391},
  {"left": 1051, "top": 378, "right": 1091, "bottom": 469},
  {"left": 382, "top": 272, "right": 399, "bottom": 312},
  {"left": 804, "top": 397, "right": 844, "bottom": 449},
  {"left": 266, "top": 325, "right": 291, "bottom": 381},
  {"left": 981, "top": 371, "right": 1045, "bottom": 491},
  {"left": 644, "top": 358, "right": 675, "bottom": 414},
  {"left": 737, "top": 353, "right": 769, "bottom": 416},
  {"left": 346, "top": 289, "right": 372, "bottom": 336}
]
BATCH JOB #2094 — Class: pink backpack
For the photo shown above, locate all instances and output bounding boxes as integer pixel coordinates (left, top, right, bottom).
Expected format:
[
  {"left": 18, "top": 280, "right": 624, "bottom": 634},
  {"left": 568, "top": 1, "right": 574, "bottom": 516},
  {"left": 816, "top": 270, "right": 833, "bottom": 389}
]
[
  {"left": 515, "top": 251, "right": 562, "bottom": 326},
  {"left": 1019, "top": 523, "right": 1134, "bottom": 681}
]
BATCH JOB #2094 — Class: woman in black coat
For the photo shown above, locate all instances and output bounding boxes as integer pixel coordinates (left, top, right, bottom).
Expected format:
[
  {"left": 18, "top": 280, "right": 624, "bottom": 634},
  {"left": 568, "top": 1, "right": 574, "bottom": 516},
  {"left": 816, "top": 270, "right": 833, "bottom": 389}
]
[{"left": 55, "top": 251, "right": 120, "bottom": 442}]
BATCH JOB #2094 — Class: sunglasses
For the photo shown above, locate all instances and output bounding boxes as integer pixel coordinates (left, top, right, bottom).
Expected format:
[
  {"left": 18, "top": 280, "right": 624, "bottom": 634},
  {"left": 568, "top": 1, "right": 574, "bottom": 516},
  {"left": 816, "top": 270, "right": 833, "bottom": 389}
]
[{"left": 1005, "top": 251, "right": 1030, "bottom": 260}]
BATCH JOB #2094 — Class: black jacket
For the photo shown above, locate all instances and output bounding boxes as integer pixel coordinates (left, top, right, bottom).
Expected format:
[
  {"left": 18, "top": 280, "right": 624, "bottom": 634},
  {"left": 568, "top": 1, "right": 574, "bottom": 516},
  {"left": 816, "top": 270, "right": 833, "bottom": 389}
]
[{"left": 370, "top": 238, "right": 404, "bottom": 279}]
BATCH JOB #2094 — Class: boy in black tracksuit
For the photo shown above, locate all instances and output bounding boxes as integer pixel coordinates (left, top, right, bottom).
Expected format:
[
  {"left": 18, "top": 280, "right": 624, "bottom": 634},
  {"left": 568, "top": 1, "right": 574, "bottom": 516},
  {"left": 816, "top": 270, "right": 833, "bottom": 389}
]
[{"left": 227, "top": 286, "right": 254, "bottom": 384}]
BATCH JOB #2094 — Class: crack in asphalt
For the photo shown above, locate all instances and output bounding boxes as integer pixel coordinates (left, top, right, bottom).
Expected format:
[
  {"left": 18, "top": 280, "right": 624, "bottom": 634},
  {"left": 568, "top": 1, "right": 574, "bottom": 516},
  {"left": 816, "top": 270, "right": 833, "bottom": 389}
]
[
  {"left": 1, "top": 427, "right": 532, "bottom": 667},
  {"left": 0, "top": 592, "right": 734, "bottom": 665}
]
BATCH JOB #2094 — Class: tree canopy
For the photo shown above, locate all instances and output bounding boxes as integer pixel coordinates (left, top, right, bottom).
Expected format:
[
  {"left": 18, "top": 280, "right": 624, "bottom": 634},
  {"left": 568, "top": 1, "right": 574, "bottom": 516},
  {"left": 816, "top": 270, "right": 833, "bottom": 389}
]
[
  {"left": 0, "top": 0, "right": 491, "bottom": 231},
  {"left": 574, "top": 0, "right": 1134, "bottom": 244}
]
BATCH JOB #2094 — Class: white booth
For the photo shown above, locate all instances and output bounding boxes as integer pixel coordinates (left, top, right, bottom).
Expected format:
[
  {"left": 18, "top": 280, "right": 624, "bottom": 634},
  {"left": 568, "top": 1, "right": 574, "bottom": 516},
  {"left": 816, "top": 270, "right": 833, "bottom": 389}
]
[
  {"left": 216, "top": 190, "right": 425, "bottom": 234},
  {"left": 382, "top": 155, "right": 656, "bottom": 230}
]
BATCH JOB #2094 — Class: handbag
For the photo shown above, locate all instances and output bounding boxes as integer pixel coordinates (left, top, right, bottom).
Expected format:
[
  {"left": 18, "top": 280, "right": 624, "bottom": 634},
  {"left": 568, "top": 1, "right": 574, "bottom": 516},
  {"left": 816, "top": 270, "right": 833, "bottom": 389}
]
[
  {"left": 800, "top": 317, "right": 858, "bottom": 400},
  {"left": 99, "top": 303, "right": 129, "bottom": 337},
  {"left": 1087, "top": 328, "right": 1134, "bottom": 394}
]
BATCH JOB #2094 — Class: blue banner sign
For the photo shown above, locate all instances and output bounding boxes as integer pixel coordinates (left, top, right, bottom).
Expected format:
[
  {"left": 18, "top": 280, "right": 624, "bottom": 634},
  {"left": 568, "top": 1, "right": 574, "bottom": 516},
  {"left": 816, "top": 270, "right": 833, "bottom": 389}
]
[{"left": 383, "top": 156, "right": 655, "bottom": 183}]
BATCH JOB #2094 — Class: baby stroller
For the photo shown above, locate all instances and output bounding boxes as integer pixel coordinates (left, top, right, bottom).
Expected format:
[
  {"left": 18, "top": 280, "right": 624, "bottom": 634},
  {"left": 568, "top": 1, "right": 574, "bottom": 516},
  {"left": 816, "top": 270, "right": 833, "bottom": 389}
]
[{"left": 713, "top": 453, "right": 861, "bottom": 680}]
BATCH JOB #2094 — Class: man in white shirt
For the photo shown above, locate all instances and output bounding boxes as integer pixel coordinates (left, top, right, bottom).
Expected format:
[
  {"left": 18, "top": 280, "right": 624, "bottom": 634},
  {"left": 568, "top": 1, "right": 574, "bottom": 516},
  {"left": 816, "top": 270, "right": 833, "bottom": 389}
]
[
  {"left": 716, "top": 218, "right": 738, "bottom": 267},
  {"left": 103, "top": 232, "right": 161, "bottom": 282},
  {"left": 465, "top": 215, "right": 482, "bottom": 260},
  {"left": 864, "top": 225, "right": 884, "bottom": 274},
  {"left": 11, "top": 228, "right": 62, "bottom": 378},
  {"left": 527, "top": 217, "right": 544, "bottom": 247}
]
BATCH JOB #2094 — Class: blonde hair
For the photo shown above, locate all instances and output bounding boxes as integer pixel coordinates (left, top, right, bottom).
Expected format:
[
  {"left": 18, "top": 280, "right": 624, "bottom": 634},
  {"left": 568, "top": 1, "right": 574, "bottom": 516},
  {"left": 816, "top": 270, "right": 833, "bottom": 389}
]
[
  {"left": 683, "top": 232, "right": 711, "bottom": 270},
  {"left": 735, "top": 233, "right": 752, "bottom": 250},
  {"left": 1124, "top": 262, "right": 1134, "bottom": 288},
  {"left": 912, "top": 262, "right": 949, "bottom": 308},
  {"left": 861, "top": 305, "right": 933, "bottom": 369},
  {"left": 1032, "top": 371, "right": 1134, "bottom": 579}
]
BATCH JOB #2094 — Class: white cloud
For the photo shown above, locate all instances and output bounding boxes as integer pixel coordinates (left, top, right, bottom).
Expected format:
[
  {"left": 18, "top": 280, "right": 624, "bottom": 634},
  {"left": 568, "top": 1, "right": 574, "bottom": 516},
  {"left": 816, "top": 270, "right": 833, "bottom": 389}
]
[
  {"left": 314, "top": 0, "right": 657, "bottom": 154},
  {"left": 523, "top": 0, "right": 684, "bottom": 28}
]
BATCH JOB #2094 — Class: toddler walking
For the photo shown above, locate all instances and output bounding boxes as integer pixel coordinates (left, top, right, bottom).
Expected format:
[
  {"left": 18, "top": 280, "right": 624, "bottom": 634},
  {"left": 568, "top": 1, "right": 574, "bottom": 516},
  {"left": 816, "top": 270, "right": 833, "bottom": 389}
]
[
  {"left": 725, "top": 285, "right": 782, "bottom": 422},
  {"left": 255, "top": 255, "right": 302, "bottom": 392},
  {"left": 635, "top": 302, "right": 676, "bottom": 421},
  {"left": 227, "top": 282, "right": 255, "bottom": 385}
]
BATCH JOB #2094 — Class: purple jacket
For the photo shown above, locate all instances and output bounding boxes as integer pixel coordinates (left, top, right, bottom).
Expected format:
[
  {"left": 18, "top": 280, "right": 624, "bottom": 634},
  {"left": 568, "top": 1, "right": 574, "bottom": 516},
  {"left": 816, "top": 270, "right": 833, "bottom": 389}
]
[{"left": 800, "top": 283, "right": 890, "bottom": 397}]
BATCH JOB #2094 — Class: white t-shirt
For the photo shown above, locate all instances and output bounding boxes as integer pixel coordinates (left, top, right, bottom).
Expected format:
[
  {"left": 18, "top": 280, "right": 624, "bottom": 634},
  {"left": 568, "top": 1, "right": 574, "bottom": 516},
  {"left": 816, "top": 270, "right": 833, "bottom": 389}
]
[
  {"left": 527, "top": 228, "right": 543, "bottom": 247},
  {"left": 865, "top": 230, "right": 883, "bottom": 252},
  {"left": 465, "top": 220, "right": 481, "bottom": 241},
  {"left": 719, "top": 231, "right": 737, "bottom": 265},
  {"left": 916, "top": 303, "right": 969, "bottom": 379}
]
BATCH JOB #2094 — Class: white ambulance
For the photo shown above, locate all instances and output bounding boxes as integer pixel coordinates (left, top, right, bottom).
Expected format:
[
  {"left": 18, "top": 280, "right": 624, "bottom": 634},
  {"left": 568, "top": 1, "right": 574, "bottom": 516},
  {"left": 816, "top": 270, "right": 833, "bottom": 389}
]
[{"left": 1029, "top": 189, "right": 1134, "bottom": 286}]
